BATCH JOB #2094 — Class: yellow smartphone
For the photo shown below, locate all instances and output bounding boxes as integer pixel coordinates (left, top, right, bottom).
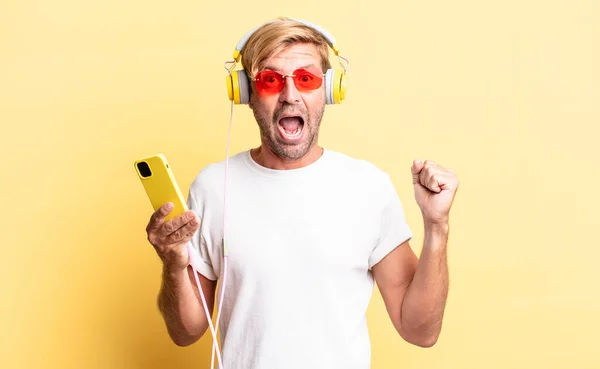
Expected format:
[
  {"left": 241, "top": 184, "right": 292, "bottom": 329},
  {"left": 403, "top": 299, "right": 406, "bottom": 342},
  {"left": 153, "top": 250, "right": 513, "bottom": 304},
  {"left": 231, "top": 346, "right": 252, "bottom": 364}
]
[{"left": 134, "top": 153, "right": 188, "bottom": 222}]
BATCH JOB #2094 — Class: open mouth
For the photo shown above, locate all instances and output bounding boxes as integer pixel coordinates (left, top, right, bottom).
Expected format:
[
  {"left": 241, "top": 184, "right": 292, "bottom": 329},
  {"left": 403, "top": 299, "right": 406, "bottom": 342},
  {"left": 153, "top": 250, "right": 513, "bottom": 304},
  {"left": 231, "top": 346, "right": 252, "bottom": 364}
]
[{"left": 278, "top": 116, "right": 304, "bottom": 141}]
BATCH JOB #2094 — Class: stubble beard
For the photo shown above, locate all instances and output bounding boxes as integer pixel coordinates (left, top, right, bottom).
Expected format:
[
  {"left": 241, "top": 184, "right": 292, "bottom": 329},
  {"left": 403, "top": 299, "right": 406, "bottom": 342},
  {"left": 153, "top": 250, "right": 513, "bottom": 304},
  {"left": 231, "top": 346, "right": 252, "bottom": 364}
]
[{"left": 252, "top": 103, "right": 325, "bottom": 161}]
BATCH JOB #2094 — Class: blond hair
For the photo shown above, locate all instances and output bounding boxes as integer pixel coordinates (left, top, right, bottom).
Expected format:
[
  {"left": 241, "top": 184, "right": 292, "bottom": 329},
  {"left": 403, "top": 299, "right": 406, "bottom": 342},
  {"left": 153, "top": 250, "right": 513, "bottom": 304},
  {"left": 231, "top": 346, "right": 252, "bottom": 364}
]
[{"left": 240, "top": 18, "right": 332, "bottom": 81}]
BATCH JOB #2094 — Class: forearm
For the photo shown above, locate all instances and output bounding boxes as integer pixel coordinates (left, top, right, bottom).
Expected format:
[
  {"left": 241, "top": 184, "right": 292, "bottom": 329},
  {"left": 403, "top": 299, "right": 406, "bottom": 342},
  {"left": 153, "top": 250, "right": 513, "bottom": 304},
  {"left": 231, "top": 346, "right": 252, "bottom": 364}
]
[
  {"left": 157, "top": 266, "right": 209, "bottom": 346},
  {"left": 401, "top": 222, "right": 449, "bottom": 346}
]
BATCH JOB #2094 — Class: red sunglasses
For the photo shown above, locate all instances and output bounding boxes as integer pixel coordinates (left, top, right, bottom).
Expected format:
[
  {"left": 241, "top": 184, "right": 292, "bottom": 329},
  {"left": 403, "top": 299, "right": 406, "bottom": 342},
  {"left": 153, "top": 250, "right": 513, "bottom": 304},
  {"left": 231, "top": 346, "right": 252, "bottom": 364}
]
[{"left": 253, "top": 68, "right": 325, "bottom": 95}]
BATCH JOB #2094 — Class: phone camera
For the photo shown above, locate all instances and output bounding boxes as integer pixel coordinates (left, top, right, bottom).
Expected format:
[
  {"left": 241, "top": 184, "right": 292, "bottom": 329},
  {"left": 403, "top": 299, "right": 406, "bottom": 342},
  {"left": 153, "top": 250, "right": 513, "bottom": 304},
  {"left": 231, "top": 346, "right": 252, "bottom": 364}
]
[{"left": 137, "top": 161, "right": 152, "bottom": 178}]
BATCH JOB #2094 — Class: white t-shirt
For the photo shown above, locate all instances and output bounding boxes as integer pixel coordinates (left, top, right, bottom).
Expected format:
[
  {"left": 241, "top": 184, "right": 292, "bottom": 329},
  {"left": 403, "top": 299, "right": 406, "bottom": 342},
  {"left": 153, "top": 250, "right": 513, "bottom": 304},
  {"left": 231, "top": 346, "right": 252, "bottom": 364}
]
[{"left": 186, "top": 148, "right": 413, "bottom": 369}]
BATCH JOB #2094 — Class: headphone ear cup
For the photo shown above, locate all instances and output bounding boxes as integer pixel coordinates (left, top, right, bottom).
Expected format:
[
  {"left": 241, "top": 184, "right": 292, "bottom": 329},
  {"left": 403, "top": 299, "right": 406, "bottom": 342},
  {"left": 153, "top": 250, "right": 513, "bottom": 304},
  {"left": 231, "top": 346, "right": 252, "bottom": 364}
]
[
  {"left": 226, "top": 70, "right": 251, "bottom": 104},
  {"left": 226, "top": 74, "right": 234, "bottom": 102},
  {"left": 237, "top": 70, "right": 250, "bottom": 105},
  {"left": 337, "top": 70, "right": 347, "bottom": 102},
  {"left": 325, "top": 69, "right": 335, "bottom": 105},
  {"left": 324, "top": 69, "right": 346, "bottom": 104}
]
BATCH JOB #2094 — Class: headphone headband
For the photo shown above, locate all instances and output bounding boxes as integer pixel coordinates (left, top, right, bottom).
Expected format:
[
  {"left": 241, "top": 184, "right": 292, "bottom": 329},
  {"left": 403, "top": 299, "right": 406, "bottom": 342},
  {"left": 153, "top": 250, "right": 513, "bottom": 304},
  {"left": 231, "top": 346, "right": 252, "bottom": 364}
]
[{"left": 232, "top": 18, "right": 340, "bottom": 62}]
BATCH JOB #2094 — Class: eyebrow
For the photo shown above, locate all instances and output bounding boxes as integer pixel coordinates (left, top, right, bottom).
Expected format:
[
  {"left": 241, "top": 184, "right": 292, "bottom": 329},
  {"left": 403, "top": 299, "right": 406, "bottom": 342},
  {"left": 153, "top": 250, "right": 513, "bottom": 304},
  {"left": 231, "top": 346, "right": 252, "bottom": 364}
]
[{"left": 262, "top": 63, "right": 320, "bottom": 72}]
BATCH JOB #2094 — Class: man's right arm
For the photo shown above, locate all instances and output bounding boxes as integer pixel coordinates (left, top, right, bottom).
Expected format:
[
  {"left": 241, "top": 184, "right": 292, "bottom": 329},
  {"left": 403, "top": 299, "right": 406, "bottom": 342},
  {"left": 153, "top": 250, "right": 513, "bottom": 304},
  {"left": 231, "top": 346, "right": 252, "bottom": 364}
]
[
  {"left": 158, "top": 265, "right": 217, "bottom": 346},
  {"left": 146, "top": 202, "right": 217, "bottom": 347}
]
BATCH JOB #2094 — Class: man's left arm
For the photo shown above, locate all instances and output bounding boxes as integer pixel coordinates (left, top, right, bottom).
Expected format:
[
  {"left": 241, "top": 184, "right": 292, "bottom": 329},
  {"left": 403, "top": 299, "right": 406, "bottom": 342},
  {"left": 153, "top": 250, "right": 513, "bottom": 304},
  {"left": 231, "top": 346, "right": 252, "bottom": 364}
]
[{"left": 372, "top": 159, "right": 459, "bottom": 348}]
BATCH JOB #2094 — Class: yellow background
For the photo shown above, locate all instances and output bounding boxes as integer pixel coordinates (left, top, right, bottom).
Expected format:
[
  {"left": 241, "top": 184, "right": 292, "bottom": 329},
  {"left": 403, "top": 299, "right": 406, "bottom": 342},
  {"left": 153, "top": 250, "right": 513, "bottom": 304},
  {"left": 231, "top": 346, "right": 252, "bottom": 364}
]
[{"left": 1, "top": 0, "right": 599, "bottom": 368}]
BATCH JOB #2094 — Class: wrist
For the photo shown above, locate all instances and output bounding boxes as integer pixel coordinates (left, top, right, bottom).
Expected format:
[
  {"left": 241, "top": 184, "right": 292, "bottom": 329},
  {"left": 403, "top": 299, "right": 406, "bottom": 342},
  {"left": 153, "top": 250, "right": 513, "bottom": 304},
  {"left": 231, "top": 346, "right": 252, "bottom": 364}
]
[
  {"left": 424, "top": 220, "right": 449, "bottom": 237},
  {"left": 423, "top": 222, "right": 449, "bottom": 252},
  {"left": 162, "top": 263, "right": 188, "bottom": 282},
  {"left": 423, "top": 217, "right": 450, "bottom": 233}
]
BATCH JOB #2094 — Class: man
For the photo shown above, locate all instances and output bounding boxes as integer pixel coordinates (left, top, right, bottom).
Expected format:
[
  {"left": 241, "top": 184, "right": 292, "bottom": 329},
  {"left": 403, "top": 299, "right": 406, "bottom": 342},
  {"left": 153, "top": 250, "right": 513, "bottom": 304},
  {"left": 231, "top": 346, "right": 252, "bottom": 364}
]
[{"left": 145, "top": 18, "right": 459, "bottom": 369}]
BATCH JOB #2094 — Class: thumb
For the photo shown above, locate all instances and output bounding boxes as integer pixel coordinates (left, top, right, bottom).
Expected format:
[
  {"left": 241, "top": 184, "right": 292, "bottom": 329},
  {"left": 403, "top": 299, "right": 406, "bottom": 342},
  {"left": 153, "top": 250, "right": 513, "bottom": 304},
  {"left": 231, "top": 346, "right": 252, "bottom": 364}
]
[{"left": 411, "top": 159, "right": 424, "bottom": 185}]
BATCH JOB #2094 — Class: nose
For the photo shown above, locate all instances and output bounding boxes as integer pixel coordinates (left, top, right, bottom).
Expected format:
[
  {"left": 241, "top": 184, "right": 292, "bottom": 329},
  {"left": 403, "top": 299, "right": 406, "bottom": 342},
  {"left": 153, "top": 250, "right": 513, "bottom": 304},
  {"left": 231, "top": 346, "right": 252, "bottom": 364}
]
[{"left": 279, "top": 75, "right": 301, "bottom": 104}]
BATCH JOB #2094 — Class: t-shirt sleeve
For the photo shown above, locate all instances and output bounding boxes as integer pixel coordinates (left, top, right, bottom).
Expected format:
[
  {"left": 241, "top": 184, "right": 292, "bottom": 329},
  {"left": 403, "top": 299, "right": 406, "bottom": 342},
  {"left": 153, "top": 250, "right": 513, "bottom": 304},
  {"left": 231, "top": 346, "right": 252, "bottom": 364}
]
[
  {"left": 368, "top": 174, "right": 413, "bottom": 269},
  {"left": 186, "top": 178, "right": 220, "bottom": 281}
]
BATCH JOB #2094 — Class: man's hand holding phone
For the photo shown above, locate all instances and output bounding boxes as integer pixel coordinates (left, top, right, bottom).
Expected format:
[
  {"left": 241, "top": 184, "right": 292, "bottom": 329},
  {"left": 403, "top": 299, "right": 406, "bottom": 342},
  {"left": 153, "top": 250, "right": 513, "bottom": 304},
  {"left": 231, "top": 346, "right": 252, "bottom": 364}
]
[{"left": 146, "top": 202, "right": 200, "bottom": 271}]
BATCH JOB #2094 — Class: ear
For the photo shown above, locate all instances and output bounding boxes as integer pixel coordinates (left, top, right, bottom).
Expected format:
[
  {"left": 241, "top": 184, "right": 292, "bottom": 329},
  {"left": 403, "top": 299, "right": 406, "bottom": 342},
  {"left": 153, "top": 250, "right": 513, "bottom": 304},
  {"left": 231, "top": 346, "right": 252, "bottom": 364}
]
[
  {"left": 248, "top": 91, "right": 254, "bottom": 110},
  {"left": 247, "top": 79, "right": 256, "bottom": 110}
]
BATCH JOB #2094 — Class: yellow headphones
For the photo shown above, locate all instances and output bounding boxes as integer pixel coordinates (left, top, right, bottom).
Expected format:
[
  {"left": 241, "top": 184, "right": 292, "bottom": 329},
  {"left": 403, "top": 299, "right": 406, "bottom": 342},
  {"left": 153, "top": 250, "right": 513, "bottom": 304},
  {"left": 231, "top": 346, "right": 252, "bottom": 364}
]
[{"left": 225, "top": 18, "right": 349, "bottom": 105}]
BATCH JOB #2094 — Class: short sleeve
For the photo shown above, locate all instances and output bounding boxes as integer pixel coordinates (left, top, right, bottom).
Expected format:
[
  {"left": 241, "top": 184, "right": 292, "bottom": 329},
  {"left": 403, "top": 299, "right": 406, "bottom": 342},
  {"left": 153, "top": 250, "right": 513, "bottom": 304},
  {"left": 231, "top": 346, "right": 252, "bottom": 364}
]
[
  {"left": 368, "top": 174, "right": 413, "bottom": 269},
  {"left": 186, "top": 183, "right": 219, "bottom": 281}
]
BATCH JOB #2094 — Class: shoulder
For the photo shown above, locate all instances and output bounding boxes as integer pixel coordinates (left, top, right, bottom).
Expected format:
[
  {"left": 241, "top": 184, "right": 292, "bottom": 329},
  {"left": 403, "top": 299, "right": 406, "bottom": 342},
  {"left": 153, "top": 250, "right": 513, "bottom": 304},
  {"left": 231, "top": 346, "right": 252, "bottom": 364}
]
[
  {"left": 323, "top": 149, "right": 399, "bottom": 205},
  {"left": 324, "top": 149, "right": 392, "bottom": 184},
  {"left": 188, "top": 150, "right": 248, "bottom": 198},
  {"left": 323, "top": 149, "right": 401, "bottom": 211}
]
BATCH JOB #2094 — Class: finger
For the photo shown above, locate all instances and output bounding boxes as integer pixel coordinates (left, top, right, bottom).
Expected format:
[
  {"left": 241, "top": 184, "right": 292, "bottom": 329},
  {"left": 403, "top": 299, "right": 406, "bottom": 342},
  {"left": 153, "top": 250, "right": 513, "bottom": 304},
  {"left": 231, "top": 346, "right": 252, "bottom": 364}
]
[
  {"left": 147, "top": 202, "right": 174, "bottom": 231},
  {"left": 422, "top": 160, "right": 438, "bottom": 170},
  {"left": 425, "top": 172, "right": 457, "bottom": 192},
  {"left": 166, "top": 217, "right": 200, "bottom": 245},
  {"left": 426, "top": 174, "right": 442, "bottom": 193},
  {"left": 441, "top": 173, "right": 459, "bottom": 191},
  {"left": 411, "top": 159, "right": 423, "bottom": 175},
  {"left": 421, "top": 165, "right": 448, "bottom": 177},
  {"left": 165, "top": 223, "right": 197, "bottom": 245},
  {"left": 417, "top": 164, "right": 436, "bottom": 190},
  {"left": 412, "top": 159, "right": 424, "bottom": 185},
  {"left": 418, "top": 162, "right": 451, "bottom": 178},
  {"left": 439, "top": 181, "right": 453, "bottom": 191},
  {"left": 159, "top": 210, "right": 197, "bottom": 237},
  {"left": 420, "top": 170, "right": 448, "bottom": 193}
]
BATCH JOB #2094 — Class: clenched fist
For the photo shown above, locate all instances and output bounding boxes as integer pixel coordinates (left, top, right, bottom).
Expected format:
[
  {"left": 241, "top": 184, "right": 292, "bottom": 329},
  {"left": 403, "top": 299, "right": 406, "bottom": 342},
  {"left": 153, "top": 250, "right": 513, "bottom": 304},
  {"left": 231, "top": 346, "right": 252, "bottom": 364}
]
[
  {"left": 411, "top": 159, "right": 459, "bottom": 225},
  {"left": 146, "top": 202, "right": 200, "bottom": 271}
]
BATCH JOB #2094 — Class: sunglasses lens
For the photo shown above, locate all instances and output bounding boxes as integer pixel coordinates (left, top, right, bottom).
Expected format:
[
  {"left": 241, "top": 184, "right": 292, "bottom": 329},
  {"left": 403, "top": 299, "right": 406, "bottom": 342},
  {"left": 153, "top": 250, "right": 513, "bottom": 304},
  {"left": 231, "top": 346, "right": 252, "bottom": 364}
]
[
  {"left": 293, "top": 69, "right": 323, "bottom": 91},
  {"left": 255, "top": 70, "right": 284, "bottom": 95}
]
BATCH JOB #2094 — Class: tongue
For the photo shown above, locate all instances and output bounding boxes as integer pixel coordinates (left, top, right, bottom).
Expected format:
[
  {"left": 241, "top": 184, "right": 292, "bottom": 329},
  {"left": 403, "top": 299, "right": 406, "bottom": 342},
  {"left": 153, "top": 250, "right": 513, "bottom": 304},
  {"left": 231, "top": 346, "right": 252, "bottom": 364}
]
[{"left": 280, "top": 117, "right": 301, "bottom": 132}]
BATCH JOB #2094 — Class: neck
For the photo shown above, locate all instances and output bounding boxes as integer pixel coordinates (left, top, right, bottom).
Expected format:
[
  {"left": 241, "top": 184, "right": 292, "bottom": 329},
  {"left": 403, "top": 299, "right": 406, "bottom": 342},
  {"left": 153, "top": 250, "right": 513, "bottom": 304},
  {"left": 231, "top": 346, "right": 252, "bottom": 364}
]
[{"left": 251, "top": 144, "right": 324, "bottom": 170}]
